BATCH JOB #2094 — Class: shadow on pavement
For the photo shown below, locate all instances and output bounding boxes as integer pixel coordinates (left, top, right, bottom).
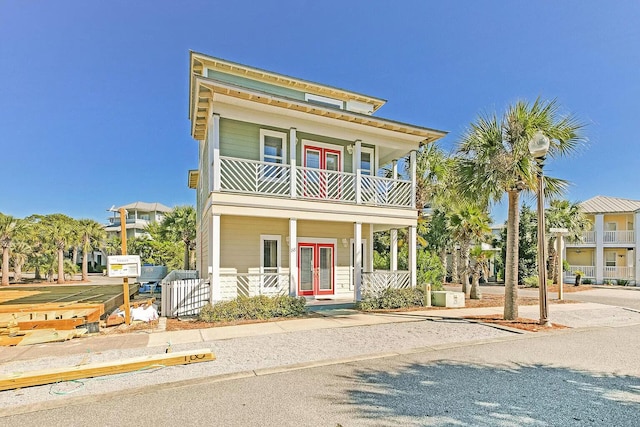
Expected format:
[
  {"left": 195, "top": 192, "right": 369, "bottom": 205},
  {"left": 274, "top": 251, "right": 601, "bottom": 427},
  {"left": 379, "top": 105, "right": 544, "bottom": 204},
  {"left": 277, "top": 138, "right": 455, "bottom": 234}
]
[{"left": 338, "top": 360, "right": 640, "bottom": 425}]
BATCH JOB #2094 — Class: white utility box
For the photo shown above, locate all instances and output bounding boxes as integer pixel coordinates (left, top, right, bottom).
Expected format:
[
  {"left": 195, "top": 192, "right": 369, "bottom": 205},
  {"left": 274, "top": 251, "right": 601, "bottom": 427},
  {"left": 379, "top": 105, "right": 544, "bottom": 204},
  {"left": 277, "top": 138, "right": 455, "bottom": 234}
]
[{"left": 431, "top": 291, "right": 465, "bottom": 308}]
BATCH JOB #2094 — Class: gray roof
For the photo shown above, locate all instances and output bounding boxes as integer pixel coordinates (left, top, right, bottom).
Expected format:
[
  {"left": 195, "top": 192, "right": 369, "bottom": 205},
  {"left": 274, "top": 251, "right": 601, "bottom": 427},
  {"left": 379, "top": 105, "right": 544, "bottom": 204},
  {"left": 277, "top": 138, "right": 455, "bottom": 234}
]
[
  {"left": 117, "top": 202, "right": 173, "bottom": 213},
  {"left": 579, "top": 196, "right": 640, "bottom": 214}
]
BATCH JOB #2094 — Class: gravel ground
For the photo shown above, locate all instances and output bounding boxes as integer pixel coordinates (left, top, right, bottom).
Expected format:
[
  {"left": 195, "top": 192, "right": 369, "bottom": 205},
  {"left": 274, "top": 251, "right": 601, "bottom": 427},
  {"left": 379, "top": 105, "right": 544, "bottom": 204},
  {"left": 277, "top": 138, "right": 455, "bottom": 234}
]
[{"left": 0, "top": 318, "right": 512, "bottom": 411}]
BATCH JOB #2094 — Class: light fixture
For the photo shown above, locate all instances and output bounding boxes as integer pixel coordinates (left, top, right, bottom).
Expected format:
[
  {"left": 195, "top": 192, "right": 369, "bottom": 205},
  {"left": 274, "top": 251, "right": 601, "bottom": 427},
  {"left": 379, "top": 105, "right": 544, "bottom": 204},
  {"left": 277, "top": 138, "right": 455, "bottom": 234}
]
[
  {"left": 528, "top": 130, "right": 550, "bottom": 158},
  {"left": 346, "top": 145, "right": 354, "bottom": 155},
  {"left": 341, "top": 238, "right": 348, "bottom": 248}
]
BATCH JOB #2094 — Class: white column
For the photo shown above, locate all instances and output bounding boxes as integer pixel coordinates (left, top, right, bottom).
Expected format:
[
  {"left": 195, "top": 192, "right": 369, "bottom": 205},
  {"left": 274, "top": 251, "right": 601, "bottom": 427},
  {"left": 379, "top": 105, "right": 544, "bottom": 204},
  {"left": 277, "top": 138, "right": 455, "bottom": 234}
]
[
  {"left": 354, "top": 140, "right": 362, "bottom": 204},
  {"left": 595, "top": 214, "right": 604, "bottom": 284},
  {"left": 390, "top": 228, "right": 398, "bottom": 271},
  {"left": 409, "top": 225, "right": 417, "bottom": 288},
  {"left": 410, "top": 150, "right": 417, "bottom": 210},
  {"left": 210, "top": 213, "right": 221, "bottom": 301},
  {"left": 635, "top": 212, "right": 640, "bottom": 285},
  {"left": 290, "top": 128, "right": 297, "bottom": 198},
  {"left": 289, "top": 218, "right": 297, "bottom": 296},
  {"left": 368, "top": 224, "right": 374, "bottom": 272},
  {"left": 392, "top": 160, "right": 398, "bottom": 180},
  {"left": 212, "top": 114, "right": 221, "bottom": 192},
  {"left": 354, "top": 222, "right": 362, "bottom": 301}
]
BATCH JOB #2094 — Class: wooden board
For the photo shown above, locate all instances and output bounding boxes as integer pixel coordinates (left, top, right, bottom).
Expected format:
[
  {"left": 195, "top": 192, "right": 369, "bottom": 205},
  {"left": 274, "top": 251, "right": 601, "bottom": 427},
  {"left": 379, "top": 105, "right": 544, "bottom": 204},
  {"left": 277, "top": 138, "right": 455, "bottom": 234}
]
[
  {"left": 17, "top": 317, "right": 87, "bottom": 331},
  {"left": 0, "top": 348, "right": 216, "bottom": 391}
]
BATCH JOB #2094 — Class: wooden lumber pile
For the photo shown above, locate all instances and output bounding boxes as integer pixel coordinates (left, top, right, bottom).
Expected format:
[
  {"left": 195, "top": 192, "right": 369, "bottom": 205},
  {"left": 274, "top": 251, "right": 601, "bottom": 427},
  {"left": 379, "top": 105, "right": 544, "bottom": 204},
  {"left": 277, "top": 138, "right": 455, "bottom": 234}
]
[{"left": 0, "top": 302, "right": 104, "bottom": 346}]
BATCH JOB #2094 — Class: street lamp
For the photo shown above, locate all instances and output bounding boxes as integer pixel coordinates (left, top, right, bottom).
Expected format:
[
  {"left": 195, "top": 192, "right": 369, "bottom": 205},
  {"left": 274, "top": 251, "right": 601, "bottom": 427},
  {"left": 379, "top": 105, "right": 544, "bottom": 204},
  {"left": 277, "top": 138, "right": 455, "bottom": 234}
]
[{"left": 529, "top": 131, "right": 551, "bottom": 327}]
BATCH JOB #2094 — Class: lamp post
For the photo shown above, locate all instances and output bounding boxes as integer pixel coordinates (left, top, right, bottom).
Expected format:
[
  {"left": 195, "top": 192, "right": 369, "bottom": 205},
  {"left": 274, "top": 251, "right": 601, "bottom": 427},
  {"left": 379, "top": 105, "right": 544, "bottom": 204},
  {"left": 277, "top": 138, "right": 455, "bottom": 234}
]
[{"left": 529, "top": 131, "right": 551, "bottom": 327}]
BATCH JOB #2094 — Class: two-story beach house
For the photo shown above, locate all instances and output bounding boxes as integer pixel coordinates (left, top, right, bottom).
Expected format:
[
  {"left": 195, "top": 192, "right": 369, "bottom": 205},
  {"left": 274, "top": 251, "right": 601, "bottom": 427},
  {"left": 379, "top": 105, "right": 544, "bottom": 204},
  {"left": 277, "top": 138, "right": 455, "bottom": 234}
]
[
  {"left": 565, "top": 195, "right": 640, "bottom": 285},
  {"left": 105, "top": 202, "right": 172, "bottom": 240},
  {"left": 187, "top": 52, "right": 446, "bottom": 302}
]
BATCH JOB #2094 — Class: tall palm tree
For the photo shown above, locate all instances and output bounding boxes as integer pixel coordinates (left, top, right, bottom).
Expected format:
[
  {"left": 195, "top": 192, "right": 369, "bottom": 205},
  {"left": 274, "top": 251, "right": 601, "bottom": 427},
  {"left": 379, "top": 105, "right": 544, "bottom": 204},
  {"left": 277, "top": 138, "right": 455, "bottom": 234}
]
[
  {"left": 160, "top": 206, "right": 196, "bottom": 270},
  {"left": 449, "top": 205, "right": 491, "bottom": 297},
  {"left": 457, "top": 98, "right": 586, "bottom": 319},
  {"left": 78, "top": 219, "right": 106, "bottom": 281},
  {"left": 10, "top": 240, "right": 31, "bottom": 283},
  {"left": 545, "top": 199, "right": 590, "bottom": 283},
  {"left": 42, "top": 214, "right": 76, "bottom": 284},
  {"left": 469, "top": 245, "right": 494, "bottom": 300},
  {"left": 0, "top": 214, "right": 26, "bottom": 285}
]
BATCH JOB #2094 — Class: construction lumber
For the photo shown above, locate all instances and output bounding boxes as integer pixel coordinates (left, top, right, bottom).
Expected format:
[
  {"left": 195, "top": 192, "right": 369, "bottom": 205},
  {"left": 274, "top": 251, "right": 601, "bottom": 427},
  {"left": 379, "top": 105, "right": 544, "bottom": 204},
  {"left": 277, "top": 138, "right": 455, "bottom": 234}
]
[
  {"left": 17, "top": 328, "right": 87, "bottom": 346},
  {"left": 0, "top": 348, "right": 216, "bottom": 391},
  {"left": 17, "top": 317, "right": 87, "bottom": 331}
]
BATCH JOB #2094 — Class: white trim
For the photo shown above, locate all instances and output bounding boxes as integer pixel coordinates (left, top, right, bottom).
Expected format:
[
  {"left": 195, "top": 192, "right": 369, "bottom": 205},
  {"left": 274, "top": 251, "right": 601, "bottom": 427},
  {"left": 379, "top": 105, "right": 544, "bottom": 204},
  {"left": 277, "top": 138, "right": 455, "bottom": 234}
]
[
  {"left": 260, "top": 234, "right": 282, "bottom": 273},
  {"left": 301, "top": 139, "right": 345, "bottom": 171},
  {"left": 260, "top": 129, "right": 288, "bottom": 164},
  {"left": 304, "top": 93, "right": 344, "bottom": 109},
  {"left": 359, "top": 147, "right": 375, "bottom": 175}
]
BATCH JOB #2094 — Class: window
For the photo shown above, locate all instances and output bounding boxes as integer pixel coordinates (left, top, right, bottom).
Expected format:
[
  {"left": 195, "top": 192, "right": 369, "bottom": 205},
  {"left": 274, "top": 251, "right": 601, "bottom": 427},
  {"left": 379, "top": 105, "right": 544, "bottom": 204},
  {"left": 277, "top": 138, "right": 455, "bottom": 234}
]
[
  {"left": 304, "top": 93, "right": 343, "bottom": 109},
  {"left": 260, "top": 235, "right": 281, "bottom": 274},
  {"left": 359, "top": 148, "right": 374, "bottom": 175},
  {"left": 260, "top": 129, "right": 287, "bottom": 164},
  {"left": 605, "top": 252, "right": 617, "bottom": 267}
]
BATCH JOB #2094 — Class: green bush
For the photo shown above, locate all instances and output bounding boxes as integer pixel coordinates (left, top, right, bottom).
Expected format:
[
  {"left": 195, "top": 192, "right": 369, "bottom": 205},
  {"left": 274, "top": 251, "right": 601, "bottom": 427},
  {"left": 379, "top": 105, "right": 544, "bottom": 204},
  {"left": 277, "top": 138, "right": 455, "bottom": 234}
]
[
  {"left": 417, "top": 250, "right": 445, "bottom": 291},
  {"left": 357, "top": 287, "right": 425, "bottom": 311},
  {"left": 582, "top": 278, "right": 592, "bottom": 285},
  {"left": 198, "top": 295, "right": 306, "bottom": 323},
  {"left": 522, "top": 276, "right": 553, "bottom": 288},
  {"left": 616, "top": 279, "right": 629, "bottom": 286},
  {"left": 603, "top": 279, "right": 614, "bottom": 285}
]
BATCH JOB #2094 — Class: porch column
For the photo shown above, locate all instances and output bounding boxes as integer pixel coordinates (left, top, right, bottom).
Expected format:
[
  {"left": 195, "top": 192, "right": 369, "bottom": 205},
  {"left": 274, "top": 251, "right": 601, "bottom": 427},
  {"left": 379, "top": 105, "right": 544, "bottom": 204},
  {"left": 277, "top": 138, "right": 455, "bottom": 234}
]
[
  {"left": 635, "top": 212, "right": 640, "bottom": 285},
  {"left": 210, "top": 213, "right": 221, "bottom": 301},
  {"left": 368, "top": 224, "right": 374, "bottom": 272},
  {"left": 290, "top": 128, "right": 297, "bottom": 198},
  {"left": 289, "top": 218, "right": 297, "bottom": 296},
  {"left": 390, "top": 229, "right": 398, "bottom": 271},
  {"left": 595, "top": 214, "right": 604, "bottom": 284},
  {"left": 354, "top": 140, "right": 362, "bottom": 204},
  {"left": 392, "top": 160, "right": 398, "bottom": 179},
  {"left": 354, "top": 222, "right": 362, "bottom": 301},
  {"left": 410, "top": 150, "right": 417, "bottom": 210},
  {"left": 409, "top": 225, "right": 417, "bottom": 288},
  {"left": 211, "top": 113, "right": 221, "bottom": 192}
]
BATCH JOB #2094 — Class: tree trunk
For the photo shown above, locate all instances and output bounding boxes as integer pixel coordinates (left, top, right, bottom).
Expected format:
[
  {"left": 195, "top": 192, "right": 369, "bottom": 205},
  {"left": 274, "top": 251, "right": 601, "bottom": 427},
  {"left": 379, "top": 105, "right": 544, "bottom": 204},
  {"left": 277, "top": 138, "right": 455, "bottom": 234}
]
[
  {"left": 14, "top": 262, "right": 23, "bottom": 282},
  {"left": 72, "top": 247, "right": 78, "bottom": 264},
  {"left": 470, "top": 271, "right": 481, "bottom": 299},
  {"left": 440, "top": 247, "right": 448, "bottom": 282},
  {"left": 504, "top": 190, "right": 520, "bottom": 320},
  {"left": 82, "top": 246, "right": 89, "bottom": 282},
  {"left": 35, "top": 264, "right": 41, "bottom": 280},
  {"left": 451, "top": 248, "right": 459, "bottom": 284},
  {"left": 183, "top": 241, "right": 190, "bottom": 270},
  {"left": 547, "top": 237, "right": 557, "bottom": 283},
  {"left": 57, "top": 248, "right": 65, "bottom": 284},
  {"left": 1, "top": 246, "right": 9, "bottom": 286},
  {"left": 461, "top": 242, "right": 471, "bottom": 297}
]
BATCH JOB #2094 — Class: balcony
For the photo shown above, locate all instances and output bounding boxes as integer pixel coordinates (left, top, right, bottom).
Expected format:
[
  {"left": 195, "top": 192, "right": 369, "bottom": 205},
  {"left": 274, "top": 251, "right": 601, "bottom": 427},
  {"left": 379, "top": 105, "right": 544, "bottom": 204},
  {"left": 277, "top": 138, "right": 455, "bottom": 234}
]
[
  {"left": 219, "top": 156, "right": 413, "bottom": 208},
  {"left": 603, "top": 230, "right": 635, "bottom": 244}
]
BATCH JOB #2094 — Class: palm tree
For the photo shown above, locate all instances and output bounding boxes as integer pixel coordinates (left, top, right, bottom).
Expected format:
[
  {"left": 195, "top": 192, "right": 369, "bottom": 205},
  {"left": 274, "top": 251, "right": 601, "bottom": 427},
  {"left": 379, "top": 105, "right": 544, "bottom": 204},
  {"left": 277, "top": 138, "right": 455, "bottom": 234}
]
[
  {"left": 457, "top": 98, "right": 586, "bottom": 319},
  {"left": 10, "top": 240, "right": 31, "bottom": 283},
  {"left": 469, "top": 245, "right": 493, "bottom": 300},
  {"left": 449, "top": 205, "right": 491, "bottom": 297},
  {"left": 160, "top": 206, "right": 196, "bottom": 270},
  {"left": 545, "top": 199, "right": 590, "bottom": 283},
  {"left": 42, "top": 214, "right": 76, "bottom": 284},
  {"left": 78, "top": 219, "right": 106, "bottom": 281},
  {"left": 0, "top": 214, "right": 26, "bottom": 285}
]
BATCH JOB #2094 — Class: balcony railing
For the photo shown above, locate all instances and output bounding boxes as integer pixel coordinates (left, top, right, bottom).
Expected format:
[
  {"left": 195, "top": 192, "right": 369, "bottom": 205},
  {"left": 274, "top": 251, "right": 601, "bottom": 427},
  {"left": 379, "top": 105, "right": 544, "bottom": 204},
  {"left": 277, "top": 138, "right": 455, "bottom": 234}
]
[
  {"left": 218, "top": 156, "right": 413, "bottom": 208},
  {"left": 604, "top": 266, "right": 634, "bottom": 280},
  {"left": 575, "top": 231, "right": 596, "bottom": 244},
  {"left": 362, "top": 270, "right": 411, "bottom": 296},
  {"left": 567, "top": 265, "right": 595, "bottom": 278},
  {"left": 603, "top": 230, "right": 635, "bottom": 244}
]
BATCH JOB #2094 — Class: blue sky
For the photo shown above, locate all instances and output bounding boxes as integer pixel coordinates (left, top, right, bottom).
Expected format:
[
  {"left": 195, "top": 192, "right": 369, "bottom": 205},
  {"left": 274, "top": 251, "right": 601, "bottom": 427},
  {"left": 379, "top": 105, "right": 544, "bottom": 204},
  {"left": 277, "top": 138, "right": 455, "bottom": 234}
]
[{"left": 1, "top": 1, "right": 639, "bottom": 225}]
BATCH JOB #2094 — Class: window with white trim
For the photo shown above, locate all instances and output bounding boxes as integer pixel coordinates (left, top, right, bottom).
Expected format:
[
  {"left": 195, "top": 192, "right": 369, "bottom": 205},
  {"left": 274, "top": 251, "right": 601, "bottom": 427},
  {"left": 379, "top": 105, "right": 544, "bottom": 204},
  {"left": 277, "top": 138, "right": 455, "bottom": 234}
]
[
  {"left": 260, "top": 129, "right": 287, "bottom": 165},
  {"left": 605, "top": 251, "right": 617, "bottom": 267},
  {"left": 360, "top": 148, "right": 374, "bottom": 176},
  {"left": 260, "top": 235, "right": 281, "bottom": 274}
]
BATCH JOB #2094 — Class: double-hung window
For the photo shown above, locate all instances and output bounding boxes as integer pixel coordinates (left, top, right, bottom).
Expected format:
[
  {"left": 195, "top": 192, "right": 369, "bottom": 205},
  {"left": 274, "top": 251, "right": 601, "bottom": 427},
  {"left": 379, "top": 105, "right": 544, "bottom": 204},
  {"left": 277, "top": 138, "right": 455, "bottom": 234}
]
[
  {"left": 260, "top": 235, "right": 281, "bottom": 289},
  {"left": 260, "top": 129, "right": 287, "bottom": 180}
]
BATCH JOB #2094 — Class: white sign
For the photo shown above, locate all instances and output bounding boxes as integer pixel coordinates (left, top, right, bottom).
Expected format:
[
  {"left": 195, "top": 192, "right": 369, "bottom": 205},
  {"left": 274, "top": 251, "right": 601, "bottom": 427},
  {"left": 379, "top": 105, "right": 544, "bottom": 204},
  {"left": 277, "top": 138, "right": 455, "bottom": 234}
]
[{"left": 107, "top": 255, "right": 141, "bottom": 278}]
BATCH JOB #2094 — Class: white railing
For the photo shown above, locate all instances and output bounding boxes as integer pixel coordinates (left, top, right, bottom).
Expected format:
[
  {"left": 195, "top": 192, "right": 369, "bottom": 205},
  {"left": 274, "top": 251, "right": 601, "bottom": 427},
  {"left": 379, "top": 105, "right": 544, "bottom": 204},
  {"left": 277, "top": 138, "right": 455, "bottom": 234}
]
[
  {"left": 161, "top": 269, "right": 198, "bottom": 286},
  {"left": 161, "top": 278, "right": 210, "bottom": 317},
  {"left": 362, "top": 270, "right": 411, "bottom": 296},
  {"left": 296, "top": 167, "right": 356, "bottom": 203},
  {"left": 567, "top": 265, "right": 595, "bottom": 278},
  {"left": 361, "top": 175, "right": 412, "bottom": 207},
  {"left": 220, "top": 272, "right": 290, "bottom": 299},
  {"left": 603, "top": 266, "right": 634, "bottom": 280},
  {"left": 603, "top": 230, "right": 635, "bottom": 244},
  {"left": 573, "top": 231, "right": 596, "bottom": 244},
  {"left": 220, "top": 156, "right": 291, "bottom": 197}
]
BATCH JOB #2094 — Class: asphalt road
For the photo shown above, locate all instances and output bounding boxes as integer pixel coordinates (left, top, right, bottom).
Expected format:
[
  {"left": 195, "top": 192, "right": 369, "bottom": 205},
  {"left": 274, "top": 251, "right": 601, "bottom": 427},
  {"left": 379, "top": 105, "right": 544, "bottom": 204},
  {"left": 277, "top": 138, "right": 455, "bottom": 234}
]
[{"left": 4, "top": 324, "right": 639, "bottom": 426}]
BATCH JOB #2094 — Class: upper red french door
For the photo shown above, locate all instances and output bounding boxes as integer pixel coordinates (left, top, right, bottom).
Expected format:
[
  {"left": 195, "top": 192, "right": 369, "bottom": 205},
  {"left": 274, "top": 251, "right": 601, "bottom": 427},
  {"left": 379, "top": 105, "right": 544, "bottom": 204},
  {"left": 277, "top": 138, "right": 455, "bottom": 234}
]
[
  {"left": 298, "top": 243, "right": 335, "bottom": 296},
  {"left": 303, "top": 145, "right": 341, "bottom": 199}
]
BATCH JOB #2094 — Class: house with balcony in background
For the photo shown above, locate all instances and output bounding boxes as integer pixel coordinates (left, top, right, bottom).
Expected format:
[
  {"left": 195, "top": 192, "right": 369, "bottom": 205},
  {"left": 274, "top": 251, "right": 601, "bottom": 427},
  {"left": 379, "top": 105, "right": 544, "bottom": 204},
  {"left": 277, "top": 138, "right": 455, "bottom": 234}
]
[
  {"left": 104, "top": 201, "right": 172, "bottom": 240},
  {"left": 187, "top": 52, "right": 446, "bottom": 302},
  {"left": 565, "top": 195, "right": 640, "bottom": 285}
]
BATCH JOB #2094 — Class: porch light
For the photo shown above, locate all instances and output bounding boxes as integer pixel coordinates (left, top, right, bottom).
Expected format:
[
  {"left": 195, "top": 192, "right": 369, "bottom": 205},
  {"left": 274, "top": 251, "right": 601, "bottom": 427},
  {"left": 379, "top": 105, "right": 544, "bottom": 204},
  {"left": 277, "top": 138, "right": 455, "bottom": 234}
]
[
  {"left": 529, "top": 131, "right": 551, "bottom": 327},
  {"left": 346, "top": 145, "right": 354, "bottom": 155},
  {"left": 341, "top": 238, "right": 348, "bottom": 248}
]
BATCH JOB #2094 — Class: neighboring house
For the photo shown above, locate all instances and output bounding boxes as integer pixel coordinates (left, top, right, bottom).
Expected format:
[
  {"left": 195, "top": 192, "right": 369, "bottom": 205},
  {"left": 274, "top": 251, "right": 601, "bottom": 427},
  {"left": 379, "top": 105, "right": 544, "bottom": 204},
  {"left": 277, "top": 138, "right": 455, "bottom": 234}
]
[
  {"left": 104, "top": 202, "right": 172, "bottom": 240},
  {"left": 565, "top": 195, "right": 640, "bottom": 285},
  {"left": 187, "top": 52, "right": 446, "bottom": 302}
]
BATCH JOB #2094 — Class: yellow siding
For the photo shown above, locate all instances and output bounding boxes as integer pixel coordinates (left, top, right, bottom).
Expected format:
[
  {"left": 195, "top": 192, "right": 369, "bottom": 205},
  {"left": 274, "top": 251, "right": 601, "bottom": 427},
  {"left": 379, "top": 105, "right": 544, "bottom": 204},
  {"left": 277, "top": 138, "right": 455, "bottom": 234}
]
[
  {"left": 566, "top": 249, "right": 593, "bottom": 266},
  {"left": 603, "top": 214, "right": 634, "bottom": 230},
  {"left": 604, "top": 249, "right": 629, "bottom": 266}
]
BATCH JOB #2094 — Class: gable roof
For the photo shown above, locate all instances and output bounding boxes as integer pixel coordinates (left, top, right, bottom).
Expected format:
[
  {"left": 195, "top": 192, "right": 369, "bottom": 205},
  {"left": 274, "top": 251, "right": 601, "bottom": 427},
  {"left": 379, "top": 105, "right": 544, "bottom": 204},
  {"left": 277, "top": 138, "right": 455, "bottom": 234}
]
[
  {"left": 579, "top": 196, "right": 640, "bottom": 214},
  {"left": 117, "top": 202, "right": 173, "bottom": 213}
]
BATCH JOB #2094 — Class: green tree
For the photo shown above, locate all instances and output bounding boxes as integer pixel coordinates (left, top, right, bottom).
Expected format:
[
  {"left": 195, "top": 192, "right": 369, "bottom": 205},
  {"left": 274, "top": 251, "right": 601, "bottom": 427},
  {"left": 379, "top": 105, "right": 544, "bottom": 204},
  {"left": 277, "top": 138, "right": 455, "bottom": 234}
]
[
  {"left": 545, "top": 199, "right": 590, "bottom": 283},
  {"left": 42, "top": 214, "right": 76, "bottom": 284},
  {"left": 469, "top": 245, "right": 493, "bottom": 300},
  {"left": 78, "top": 219, "right": 106, "bottom": 281},
  {"left": 0, "top": 214, "right": 26, "bottom": 285},
  {"left": 159, "top": 206, "right": 196, "bottom": 270},
  {"left": 457, "top": 98, "right": 586, "bottom": 319},
  {"left": 10, "top": 240, "right": 31, "bottom": 283}
]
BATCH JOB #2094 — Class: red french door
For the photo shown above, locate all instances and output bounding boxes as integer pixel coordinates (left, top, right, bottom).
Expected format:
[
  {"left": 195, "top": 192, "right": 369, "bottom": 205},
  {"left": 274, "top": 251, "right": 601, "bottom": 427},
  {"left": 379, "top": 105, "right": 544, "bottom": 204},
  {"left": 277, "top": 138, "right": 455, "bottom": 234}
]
[
  {"left": 303, "top": 145, "right": 341, "bottom": 199},
  {"left": 298, "top": 243, "right": 335, "bottom": 296}
]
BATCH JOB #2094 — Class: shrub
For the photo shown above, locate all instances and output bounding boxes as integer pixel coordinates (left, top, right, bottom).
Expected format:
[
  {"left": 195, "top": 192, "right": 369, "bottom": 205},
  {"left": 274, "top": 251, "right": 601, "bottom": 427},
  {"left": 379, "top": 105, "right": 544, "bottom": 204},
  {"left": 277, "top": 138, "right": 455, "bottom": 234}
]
[
  {"left": 582, "top": 278, "right": 592, "bottom": 285},
  {"left": 616, "top": 279, "right": 629, "bottom": 286},
  {"left": 603, "top": 279, "right": 614, "bottom": 285},
  {"left": 417, "top": 250, "right": 445, "bottom": 290},
  {"left": 357, "top": 287, "right": 425, "bottom": 311},
  {"left": 198, "top": 295, "right": 306, "bottom": 323},
  {"left": 523, "top": 276, "right": 553, "bottom": 288}
]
